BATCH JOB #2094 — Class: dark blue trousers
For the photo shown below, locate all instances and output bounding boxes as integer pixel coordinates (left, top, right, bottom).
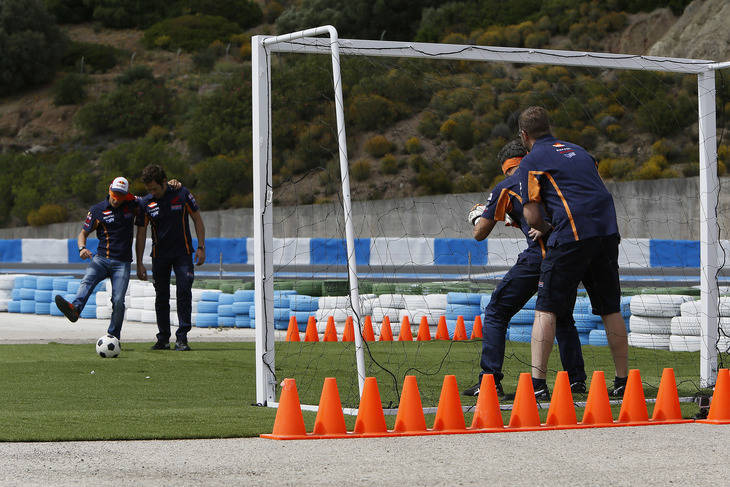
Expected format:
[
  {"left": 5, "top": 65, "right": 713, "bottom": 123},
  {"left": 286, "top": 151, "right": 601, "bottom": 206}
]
[
  {"left": 481, "top": 254, "right": 586, "bottom": 385},
  {"left": 152, "top": 253, "right": 194, "bottom": 342}
]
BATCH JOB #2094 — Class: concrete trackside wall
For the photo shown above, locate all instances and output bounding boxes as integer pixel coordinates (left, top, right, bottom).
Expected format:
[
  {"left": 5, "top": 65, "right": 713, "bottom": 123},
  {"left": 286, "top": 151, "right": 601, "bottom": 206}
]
[{"left": 0, "top": 177, "right": 725, "bottom": 240}]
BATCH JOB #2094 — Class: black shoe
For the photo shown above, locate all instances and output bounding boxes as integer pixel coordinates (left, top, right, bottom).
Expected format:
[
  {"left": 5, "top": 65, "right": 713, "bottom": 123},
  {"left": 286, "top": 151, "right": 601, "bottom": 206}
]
[
  {"left": 54, "top": 295, "right": 79, "bottom": 322},
  {"left": 610, "top": 376, "right": 628, "bottom": 398},
  {"left": 175, "top": 341, "right": 191, "bottom": 351},
  {"left": 534, "top": 385, "right": 550, "bottom": 400},
  {"left": 462, "top": 381, "right": 506, "bottom": 400},
  {"left": 151, "top": 341, "right": 170, "bottom": 350},
  {"left": 570, "top": 381, "right": 587, "bottom": 394}
]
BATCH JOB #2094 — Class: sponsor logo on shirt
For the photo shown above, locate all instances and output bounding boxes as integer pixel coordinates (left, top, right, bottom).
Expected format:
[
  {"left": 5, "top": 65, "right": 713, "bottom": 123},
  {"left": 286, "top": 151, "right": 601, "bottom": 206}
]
[
  {"left": 147, "top": 201, "right": 160, "bottom": 218},
  {"left": 171, "top": 204, "right": 182, "bottom": 211}
]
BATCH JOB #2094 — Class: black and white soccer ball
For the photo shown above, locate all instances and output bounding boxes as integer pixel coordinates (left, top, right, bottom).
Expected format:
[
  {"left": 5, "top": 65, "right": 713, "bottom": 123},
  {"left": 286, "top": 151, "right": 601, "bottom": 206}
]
[{"left": 96, "top": 334, "right": 120, "bottom": 358}]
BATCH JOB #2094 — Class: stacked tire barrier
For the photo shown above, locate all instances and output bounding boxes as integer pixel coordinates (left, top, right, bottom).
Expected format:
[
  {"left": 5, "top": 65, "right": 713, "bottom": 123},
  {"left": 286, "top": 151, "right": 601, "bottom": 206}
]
[
  {"left": 196, "top": 290, "right": 222, "bottom": 328},
  {"left": 670, "top": 297, "right": 730, "bottom": 352},
  {"left": 445, "top": 293, "right": 483, "bottom": 339},
  {"left": 506, "top": 295, "right": 536, "bottom": 343},
  {"left": 123, "top": 281, "right": 179, "bottom": 325},
  {"left": 7, "top": 275, "right": 104, "bottom": 317},
  {"left": 232, "top": 290, "right": 255, "bottom": 328},
  {"left": 629, "top": 294, "right": 694, "bottom": 350},
  {"left": 400, "top": 294, "right": 447, "bottom": 330}
]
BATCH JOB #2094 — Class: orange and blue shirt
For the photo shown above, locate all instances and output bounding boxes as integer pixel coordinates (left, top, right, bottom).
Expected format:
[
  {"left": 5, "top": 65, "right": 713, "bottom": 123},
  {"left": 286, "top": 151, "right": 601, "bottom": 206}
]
[
  {"left": 482, "top": 167, "right": 546, "bottom": 263},
  {"left": 517, "top": 136, "right": 619, "bottom": 247},
  {"left": 139, "top": 185, "right": 200, "bottom": 258},
  {"left": 82, "top": 197, "right": 144, "bottom": 262}
]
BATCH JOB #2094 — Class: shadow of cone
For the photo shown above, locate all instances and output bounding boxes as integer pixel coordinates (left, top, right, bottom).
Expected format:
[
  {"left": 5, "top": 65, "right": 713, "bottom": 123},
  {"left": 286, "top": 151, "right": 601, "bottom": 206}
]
[
  {"left": 471, "top": 315, "right": 483, "bottom": 340},
  {"left": 342, "top": 317, "right": 355, "bottom": 342},
  {"left": 581, "top": 370, "right": 614, "bottom": 425},
  {"left": 698, "top": 368, "right": 730, "bottom": 424},
  {"left": 617, "top": 369, "right": 649, "bottom": 424},
  {"left": 399, "top": 315, "right": 413, "bottom": 341},
  {"left": 432, "top": 375, "right": 466, "bottom": 431},
  {"left": 363, "top": 316, "right": 375, "bottom": 341},
  {"left": 323, "top": 316, "right": 338, "bottom": 342},
  {"left": 285, "top": 316, "right": 300, "bottom": 342},
  {"left": 379, "top": 316, "right": 393, "bottom": 341},
  {"left": 508, "top": 373, "right": 541, "bottom": 429},
  {"left": 651, "top": 368, "right": 692, "bottom": 423},
  {"left": 545, "top": 371, "right": 577, "bottom": 427},
  {"left": 393, "top": 375, "right": 427, "bottom": 433},
  {"left": 312, "top": 377, "right": 347, "bottom": 436},
  {"left": 417, "top": 316, "right": 432, "bottom": 341},
  {"left": 304, "top": 316, "right": 319, "bottom": 342},
  {"left": 453, "top": 316, "right": 467, "bottom": 341},
  {"left": 354, "top": 377, "right": 388, "bottom": 435},
  {"left": 470, "top": 374, "right": 504, "bottom": 430},
  {"left": 261, "top": 378, "right": 307, "bottom": 439},
  {"left": 435, "top": 316, "right": 449, "bottom": 340}
]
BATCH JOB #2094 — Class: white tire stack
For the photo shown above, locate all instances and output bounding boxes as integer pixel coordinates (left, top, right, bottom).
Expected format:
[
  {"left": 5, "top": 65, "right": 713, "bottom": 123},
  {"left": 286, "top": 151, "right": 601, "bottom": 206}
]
[
  {"left": 670, "top": 297, "right": 730, "bottom": 352},
  {"left": 398, "top": 294, "right": 446, "bottom": 326},
  {"left": 628, "top": 294, "right": 693, "bottom": 350}
]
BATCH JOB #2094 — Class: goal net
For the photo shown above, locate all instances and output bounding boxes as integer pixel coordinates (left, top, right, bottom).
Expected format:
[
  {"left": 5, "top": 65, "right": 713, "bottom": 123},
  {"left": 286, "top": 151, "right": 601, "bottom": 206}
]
[{"left": 252, "top": 27, "right": 729, "bottom": 413}]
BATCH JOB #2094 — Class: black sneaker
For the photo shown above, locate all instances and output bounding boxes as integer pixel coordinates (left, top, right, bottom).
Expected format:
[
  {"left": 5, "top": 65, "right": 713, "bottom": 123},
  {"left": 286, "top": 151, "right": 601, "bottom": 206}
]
[
  {"left": 462, "top": 381, "right": 506, "bottom": 399},
  {"left": 570, "top": 381, "right": 587, "bottom": 394},
  {"left": 54, "top": 295, "right": 79, "bottom": 322},
  {"left": 175, "top": 341, "right": 191, "bottom": 351},
  {"left": 151, "top": 341, "right": 170, "bottom": 350},
  {"left": 534, "top": 385, "right": 551, "bottom": 400},
  {"left": 610, "top": 377, "right": 628, "bottom": 398}
]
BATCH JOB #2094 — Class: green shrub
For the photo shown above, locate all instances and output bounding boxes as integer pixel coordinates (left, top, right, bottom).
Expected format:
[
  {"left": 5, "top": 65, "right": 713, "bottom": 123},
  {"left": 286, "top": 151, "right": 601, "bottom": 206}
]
[
  {"left": 115, "top": 65, "right": 154, "bottom": 85},
  {"left": 192, "top": 154, "right": 251, "bottom": 209},
  {"left": 605, "top": 124, "right": 628, "bottom": 142},
  {"left": 348, "top": 94, "right": 399, "bottom": 130},
  {"left": 598, "top": 158, "right": 634, "bottom": 180},
  {"left": 98, "top": 138, "right": 187, "bottom": 193},
  {"left": 44, "top": 0, "right": 93, "bottom": 23},
  {"left": 635, "top": 97, "right": 695, "bottom": 137},
  {"left": 429, "top": 88, "right": 474, "bottom": 116},
  {"left": 143, "top": 15, "right": 242, "bottom": 52},
  {"left": 182, "top": 0, "right": 263, "bottom": 29},
  {"left": 62, "top": 41, "right": 121, "bottom": 73},
  {"left": 364, "top": 135, "right": 394, "bottom": 158},
  {"left": 192, "top": 48, "right": 219, "bottom": 72},
  {"left": 0, "top": 0, "right": 66, "bottom": 95},
  {"left": 405, "top": 137, "right": 423, "bottom": 154},
  {"left": 53, "top": 73, "right": 89, "bottom": 106},
  {"left": 27, "top": 204, "right": 67, "bottom": 226},
  {"left": 418, "top": 112, "right": 440, "bottom": 139},
  {"left": 76, "top": 79, "right": 172, "bottom": 137},
  {"left": 416, "top": 167, "right": 452, "bottom": 194},
  {"left": 450, "top": 110, "right": 475, "bottom": 150},
  {"left": 632, "top": 159, "right": 663, "bottom": 180},
  {"left": 579, "top": 125, "right": 599, "bottom": 149},
  {"left": 351, "top": 159, "right": 372, "bottom": 181},
  {"left": 87, "top": 0, "right": 171, "bottom": 28},
  {"left": 440, "top": 119, "right": 456, "bottom": 138},
  {"left": 380, "top": 154, "right": 399, "bottom": 174},
  {"left": 456, "top": 173, "right": 481, "bottom": 193}
]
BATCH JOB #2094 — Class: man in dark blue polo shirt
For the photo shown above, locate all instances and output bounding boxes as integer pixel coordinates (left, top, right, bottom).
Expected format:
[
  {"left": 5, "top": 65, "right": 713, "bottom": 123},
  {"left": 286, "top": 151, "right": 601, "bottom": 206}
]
[
  {"left": 136, "top": 164, "right": 206, "bottom": 351},
  {"left": 516, "top": 106, "right": 628, "bottom": 397},
  {"left": 54, "top": 177, "right": 143, "bottom": 340},
  {"left": 462, "top": 140, "right": 586, "bottom": 400}
]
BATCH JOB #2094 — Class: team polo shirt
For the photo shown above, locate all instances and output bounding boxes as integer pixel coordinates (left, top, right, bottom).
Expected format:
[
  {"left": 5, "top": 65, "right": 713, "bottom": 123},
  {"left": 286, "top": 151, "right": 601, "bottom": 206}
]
[
  {"left": 140, "top": 185, "right": 200, "bottom": 258},
  {"left": 518, "top": 136, "right": 619, "bottom": 247},
  {"left": 82, "top": 197, "right": 143, "bottom": 262},
  {"left": 482, "top": 167, "right": 546, "bottom": 263}
]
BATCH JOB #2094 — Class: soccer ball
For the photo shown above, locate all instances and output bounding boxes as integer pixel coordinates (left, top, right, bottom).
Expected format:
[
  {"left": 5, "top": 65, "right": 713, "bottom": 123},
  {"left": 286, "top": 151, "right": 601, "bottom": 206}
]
[{"left": 96, "top": 334, "right": 120, "bottom": 358}]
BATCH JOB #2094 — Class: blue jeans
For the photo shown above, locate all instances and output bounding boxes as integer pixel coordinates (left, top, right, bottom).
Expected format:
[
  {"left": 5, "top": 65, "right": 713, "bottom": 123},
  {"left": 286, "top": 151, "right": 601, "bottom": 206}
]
[
  {"left": 73, "top": 255, "right": 131, "bottom": 339},
  {"left": 481, "top": 254, "right": 586, "bottom": 386},
  {"left": 152, "top": 253, "right": 194, "bottom": 342}
]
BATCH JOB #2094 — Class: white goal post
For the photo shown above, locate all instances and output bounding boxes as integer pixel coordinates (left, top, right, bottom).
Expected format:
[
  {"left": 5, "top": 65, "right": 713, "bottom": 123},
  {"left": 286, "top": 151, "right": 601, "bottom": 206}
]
[{"left": 252, "top": 26, "right": 728, "bottom": 405}]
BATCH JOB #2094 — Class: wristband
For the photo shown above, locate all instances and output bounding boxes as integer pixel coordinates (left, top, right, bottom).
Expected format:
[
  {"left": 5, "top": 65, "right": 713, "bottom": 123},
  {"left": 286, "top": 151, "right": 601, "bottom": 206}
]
[
  {"left": 197, "top": 245, "right": 205, "bottom": 250},
  {"left": 79, "top": 246, "right": 86, "bottom": 252}
]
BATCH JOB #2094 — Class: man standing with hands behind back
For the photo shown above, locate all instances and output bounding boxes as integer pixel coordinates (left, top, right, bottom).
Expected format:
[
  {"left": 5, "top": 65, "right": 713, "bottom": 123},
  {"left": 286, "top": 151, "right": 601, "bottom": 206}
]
[{"left": 136, "top": 164, "right": 206, "bottom": 351}]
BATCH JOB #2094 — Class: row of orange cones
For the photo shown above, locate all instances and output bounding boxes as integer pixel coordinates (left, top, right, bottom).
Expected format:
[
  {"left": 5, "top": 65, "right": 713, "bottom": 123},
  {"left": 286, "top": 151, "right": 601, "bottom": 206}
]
[
  {"left": 285, "top": 314, "right": 481, "bottom": 342},
  {"left": 262, "top": 368, "right": 730, "bottom": 440}
]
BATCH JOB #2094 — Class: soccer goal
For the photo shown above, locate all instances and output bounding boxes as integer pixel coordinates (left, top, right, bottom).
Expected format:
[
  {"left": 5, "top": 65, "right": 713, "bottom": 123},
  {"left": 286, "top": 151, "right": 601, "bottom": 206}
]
[{"left": 252, "top": 26, "right": 729, "bottom": 409}]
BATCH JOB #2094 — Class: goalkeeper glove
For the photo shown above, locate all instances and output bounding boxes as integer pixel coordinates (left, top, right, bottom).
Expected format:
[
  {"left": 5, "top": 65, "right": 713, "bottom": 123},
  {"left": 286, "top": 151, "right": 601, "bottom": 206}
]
[{"left": 467, "top": 204, "right": 486, "bottom": 226}]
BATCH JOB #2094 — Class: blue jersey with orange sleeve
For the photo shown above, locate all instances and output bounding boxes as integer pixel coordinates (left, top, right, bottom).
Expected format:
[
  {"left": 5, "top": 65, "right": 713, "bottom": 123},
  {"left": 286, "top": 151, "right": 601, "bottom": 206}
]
[
  {"left": 139, "top": 185, "right": 200, "bottom": 258},
  {"left": 82, "top": 196, "right": 144, "bottom": 262},
  {"left": 482, "top": 167, "right": 546, "bottom": 263},
  {"left": 517, "top": 136, "right": 619, "bottom": 247}
]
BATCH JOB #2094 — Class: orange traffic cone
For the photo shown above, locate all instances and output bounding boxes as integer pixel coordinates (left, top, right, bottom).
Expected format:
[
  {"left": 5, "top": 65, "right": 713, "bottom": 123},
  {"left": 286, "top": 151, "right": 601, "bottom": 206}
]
[
  {"left": 432, "top": 375, "right": 466, "bottom": 431},
  {"left": 285, "top": 316, "right": 300, "bottom": 342},
  {"left": 393, "top": 375, "right": 427, "bottom": 433},
  {"left": 304, "top": 316, "right": 319, "bottom": 342},
  {"left": 342, "top": 317, "right": 355, "bottom": 342},
  {"left": 471, "top": 315, "right": 483, "bottom": 340},
  {"left": 354, "top": 377, "right": 388, "bottom": 435},
  {"left": 435, "top": 316, "right": 449, "bottom": 340},
  {"left": 581, "top": 370, "right": 614, "bottom": 425},
  {"left": 545, "top": 371, "right": 577, "bottom": 427},
  {"left": 416, "top": 316, "right": 432, "bottom": 341},
  {"left": 379, "top": 316, "right": 393, "bottom": 341},
  {"left": 698, "top": 368, "right": 730, "bottom": 424},
  {"left": 507, "top": 373, "right": 541, "bottom": 428},
  {"left": 398, "top": 315, "right": 413, "bottom": 341},
  {"left": 617, "top": 369, "right": 649, "bottom": 424},
  {"left": 363, "top": 316, "right": 375, "bottom": 341},
  {"left": 312, "top": 377, "right": 347, "bottom": 435},
  {"left": 651, "top": 368, "right": 685, "bottom": 422},
  {"left": 323, "top": 316, "right": 338, "bottom": 342},
  {"left": 470, "top": 374, "right": 504, "bottom": 430},
  {"left": 261, "top": 378, "right": 307, "bottom": 439},
  {"left": 453, "top": 316, "right": 467, "bottom": 341}
]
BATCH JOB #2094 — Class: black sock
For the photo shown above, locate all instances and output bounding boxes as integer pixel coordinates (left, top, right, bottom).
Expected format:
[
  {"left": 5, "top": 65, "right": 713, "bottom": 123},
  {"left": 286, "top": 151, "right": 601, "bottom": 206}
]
[
  {"left": 614, "top": 375, "right": 627, "bottom": 387},
  {"left": 532, "top": 377, "right": 547, "bottom": 390}
]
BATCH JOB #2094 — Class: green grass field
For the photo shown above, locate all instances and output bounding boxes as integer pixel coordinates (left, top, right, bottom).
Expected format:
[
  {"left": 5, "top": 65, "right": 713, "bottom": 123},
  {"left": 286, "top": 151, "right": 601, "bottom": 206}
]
[{"left": 0, "top": 340, "right": 708, "bottom": 441}]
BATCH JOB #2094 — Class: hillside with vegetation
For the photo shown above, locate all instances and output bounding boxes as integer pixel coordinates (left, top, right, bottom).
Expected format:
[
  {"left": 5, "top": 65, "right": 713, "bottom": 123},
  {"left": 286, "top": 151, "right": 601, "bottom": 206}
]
[{"left": 0, "top": 0, "right": 728, "bottom": 228}]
